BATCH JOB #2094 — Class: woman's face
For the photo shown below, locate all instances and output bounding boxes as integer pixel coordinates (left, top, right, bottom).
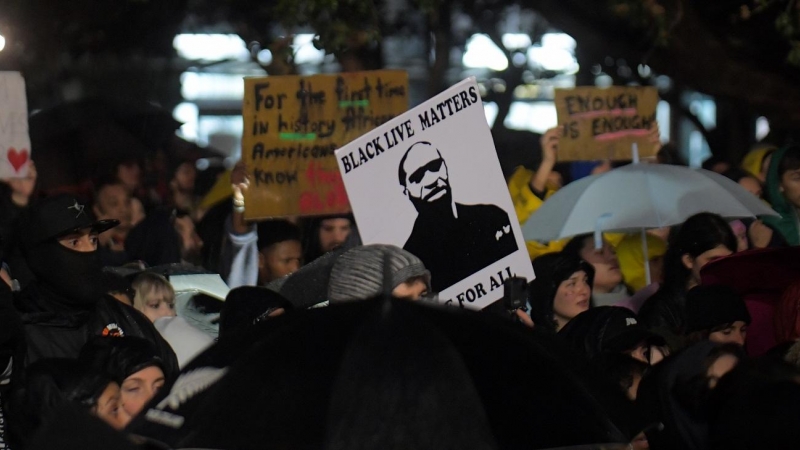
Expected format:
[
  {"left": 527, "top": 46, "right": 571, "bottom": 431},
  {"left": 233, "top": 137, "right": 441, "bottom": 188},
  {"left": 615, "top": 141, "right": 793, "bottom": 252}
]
[
  {"left": 552, "top": 270, "right": 591, "bottom": 330},
  {"left": 139, "top": 288, "right": 176, "bottom": 323},
  {"left": 119, "top": 365, "right": 166, "bottom": 426},
  {"left": 709, "top": 321, "right": 748, "bottom": 346},
  {"left": 92, "top": 382, "right": 125, "bottom": 430},
  {"left": 707, "top": 353, "right": 740, "bottom": 389},
  {"left": 578, "top": 239, "right": 622, "bottom": 294},
  {"left": 682, "top": 245, "right": 733, "bottom": 288}
]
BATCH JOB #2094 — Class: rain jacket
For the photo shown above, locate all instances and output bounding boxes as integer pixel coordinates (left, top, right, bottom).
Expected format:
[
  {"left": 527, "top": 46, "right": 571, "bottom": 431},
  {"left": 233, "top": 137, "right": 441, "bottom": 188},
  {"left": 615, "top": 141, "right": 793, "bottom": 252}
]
[
  {"left": 762, "top": 146, "right": 800, "bottom": 246},
  {"left": 617, "top": 233, "right": 667, "bottom": 293},
  {"left": 507, "top": 167, "right": 566, "bottom": 259},
  {"left": 740, "top": 144, "right": 775, "bottom": 180}
]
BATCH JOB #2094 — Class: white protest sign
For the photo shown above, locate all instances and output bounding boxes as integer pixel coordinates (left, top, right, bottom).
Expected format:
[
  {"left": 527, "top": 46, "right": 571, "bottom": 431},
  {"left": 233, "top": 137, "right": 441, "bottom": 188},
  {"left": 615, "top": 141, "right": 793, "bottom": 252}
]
[
  {"left": 336, "top": 77, "right": 534, "bottom": 310},
  {"left": 0, "top": 72, "right": 31, "bottom": 179}
]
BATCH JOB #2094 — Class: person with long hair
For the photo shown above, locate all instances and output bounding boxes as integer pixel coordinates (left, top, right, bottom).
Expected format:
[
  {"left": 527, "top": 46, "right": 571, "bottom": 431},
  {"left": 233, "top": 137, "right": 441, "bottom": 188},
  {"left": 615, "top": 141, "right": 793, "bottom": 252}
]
[
  {"left": 638, "top": 213, "right": 737, "bottom": 349},
  {"left": 528, "top": 252, "right": 595, "bottom": 333}
]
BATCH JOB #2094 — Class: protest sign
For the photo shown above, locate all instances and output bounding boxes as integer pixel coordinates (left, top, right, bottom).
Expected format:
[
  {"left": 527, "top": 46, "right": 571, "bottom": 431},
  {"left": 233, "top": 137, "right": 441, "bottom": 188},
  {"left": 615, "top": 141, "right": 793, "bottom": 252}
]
[
  {"left": 554, "top": 86, "right": 658, "bottom": 161},
  {"left": 242, "top": 71, "right": 408, "bottom": 219},
  {"left": 0, "top": 72, "right": 31, "bottom": 179},
  {"left": 336, "top": 77, "right": 534, "bottom": 310}
]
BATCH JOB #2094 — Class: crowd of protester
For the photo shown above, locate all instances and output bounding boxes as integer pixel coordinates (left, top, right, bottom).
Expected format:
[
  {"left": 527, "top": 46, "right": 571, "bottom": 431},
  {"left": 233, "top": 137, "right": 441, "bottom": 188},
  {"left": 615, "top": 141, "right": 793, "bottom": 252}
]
[{"left": 0, "top": 121, "right": 799, "bottom": 450}]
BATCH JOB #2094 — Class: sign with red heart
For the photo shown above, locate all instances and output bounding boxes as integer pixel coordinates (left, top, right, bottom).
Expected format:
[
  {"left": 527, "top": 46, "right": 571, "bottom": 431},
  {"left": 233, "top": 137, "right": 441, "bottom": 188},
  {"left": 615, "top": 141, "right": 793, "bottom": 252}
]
[
  {"left": 7, "top": 147, "right": 29, "bottom": 172},
  {"left": 0, "top": 72, "right": 32, "bottom": 179}
]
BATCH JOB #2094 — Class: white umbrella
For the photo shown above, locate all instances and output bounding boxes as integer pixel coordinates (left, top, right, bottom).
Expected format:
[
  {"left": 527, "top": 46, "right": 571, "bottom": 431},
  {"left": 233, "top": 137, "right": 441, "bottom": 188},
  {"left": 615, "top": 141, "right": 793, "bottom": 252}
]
[{"left": 520, "top": 160, "right": 779, "bottom": 283}]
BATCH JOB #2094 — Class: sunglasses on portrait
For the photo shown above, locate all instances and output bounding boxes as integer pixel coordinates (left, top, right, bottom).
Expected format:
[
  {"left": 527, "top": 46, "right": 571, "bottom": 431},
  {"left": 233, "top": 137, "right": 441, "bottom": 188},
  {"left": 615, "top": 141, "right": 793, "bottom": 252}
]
[{"left": 408, "top": 158, "right": 444, "bottom": 184}]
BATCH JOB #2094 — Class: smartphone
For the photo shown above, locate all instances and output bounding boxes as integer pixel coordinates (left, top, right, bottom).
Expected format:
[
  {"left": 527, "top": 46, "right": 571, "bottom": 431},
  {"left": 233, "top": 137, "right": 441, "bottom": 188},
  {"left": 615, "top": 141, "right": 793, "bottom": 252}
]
[{"left": 503, "top": 277, "right": 528, "bottom": 312}]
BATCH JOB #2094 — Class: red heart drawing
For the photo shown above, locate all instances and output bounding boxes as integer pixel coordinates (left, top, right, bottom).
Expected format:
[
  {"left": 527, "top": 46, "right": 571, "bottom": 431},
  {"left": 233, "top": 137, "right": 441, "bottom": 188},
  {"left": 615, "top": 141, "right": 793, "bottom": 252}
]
[{"left": 7, "top": 147, "right": 29, "bottom": 172}]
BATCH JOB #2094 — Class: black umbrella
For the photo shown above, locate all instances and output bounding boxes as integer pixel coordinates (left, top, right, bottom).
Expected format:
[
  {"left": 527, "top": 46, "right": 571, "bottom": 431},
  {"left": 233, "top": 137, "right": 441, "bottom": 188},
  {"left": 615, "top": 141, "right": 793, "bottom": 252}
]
[
  {"left": 28, "top": 98, "right": 186, "bottom": 192},
  {"left": 29, "top": 98, "right": 180, "bottom": 147},
  {"left": 128, "top": 299, "right": 628, "bottom": 449}
]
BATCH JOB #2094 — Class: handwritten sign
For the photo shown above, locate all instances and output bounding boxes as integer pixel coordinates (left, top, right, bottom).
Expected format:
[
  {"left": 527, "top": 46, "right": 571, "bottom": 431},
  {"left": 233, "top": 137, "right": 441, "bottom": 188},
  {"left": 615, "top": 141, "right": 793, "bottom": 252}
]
[
  {"left": 242, "top": 71, "right": 408, "bottom": 219},
  {"left": 336, "top": 77, "right": 534, "bottom": 310},
  {"left": 0, "top": 72, "right": 31, "bottom": 179},
  {"left": 554, "top": 86, "right": 658, "bottom": 161}
]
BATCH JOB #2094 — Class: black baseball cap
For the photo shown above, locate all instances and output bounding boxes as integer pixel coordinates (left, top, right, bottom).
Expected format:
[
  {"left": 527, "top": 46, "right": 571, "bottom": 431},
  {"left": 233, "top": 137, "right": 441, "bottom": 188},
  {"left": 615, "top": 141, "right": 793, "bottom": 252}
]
[
  {"left": 559, "top": 306, "right": 665, "bottom": 361},
  {"left": 22, "top": 194, "right": 119, "bottom": 247}
]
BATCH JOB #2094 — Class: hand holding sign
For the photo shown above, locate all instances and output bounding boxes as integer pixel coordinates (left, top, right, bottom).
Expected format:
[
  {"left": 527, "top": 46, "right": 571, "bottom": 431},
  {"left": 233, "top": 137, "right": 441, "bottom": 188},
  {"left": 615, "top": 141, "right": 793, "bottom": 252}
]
[
  {"left": 0, "top": 160, "right": 37, "bottom": 207},
  {"left": 540, "top": 125, "right": 561, "bottom": 164},
  {"left": 336, "top": 77, "right": 534, "bottom": 310},
  {"left": 554, "top": 86, "right": 659, "bottom": 161},
  {"left": 530, "top": 125, "right": 562, "bottom": 195}
]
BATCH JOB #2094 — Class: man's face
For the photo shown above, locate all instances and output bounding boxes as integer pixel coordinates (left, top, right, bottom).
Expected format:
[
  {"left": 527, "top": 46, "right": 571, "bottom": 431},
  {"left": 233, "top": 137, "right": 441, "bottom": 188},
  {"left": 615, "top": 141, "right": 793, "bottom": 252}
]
[
  {"left": 402, "top": 144, "right": 450, "bottom": 203},
  {"left": 94, "top": 184, "right": 132, "bottom": 229},
  {"left": 319, "top": 218, "right": 351, "bottom": 252},
  {"left": 259, "top": 240, "right": 303, "bottom": 283},
  {"left": 57, "top": 229, "right": 99, "bottom": 253},
  {"left": 780, "top": 168, "right": 800, "bottom": 209}
]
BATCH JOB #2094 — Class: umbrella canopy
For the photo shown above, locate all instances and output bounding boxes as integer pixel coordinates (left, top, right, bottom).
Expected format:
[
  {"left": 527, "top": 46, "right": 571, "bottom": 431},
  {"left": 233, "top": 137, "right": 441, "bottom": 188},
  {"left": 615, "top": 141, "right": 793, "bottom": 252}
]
[
  {"left": 27, "top": 98, "right": 219, "bottom": 193},
  {"left": 128, "top": 299, "right": 629, "bottom": 449},
  {"left": 521, "top": 163, "right": 778, "bottom": 242},
  {"left": 29, "top": 98, "right": 181, "bottom": 147}
]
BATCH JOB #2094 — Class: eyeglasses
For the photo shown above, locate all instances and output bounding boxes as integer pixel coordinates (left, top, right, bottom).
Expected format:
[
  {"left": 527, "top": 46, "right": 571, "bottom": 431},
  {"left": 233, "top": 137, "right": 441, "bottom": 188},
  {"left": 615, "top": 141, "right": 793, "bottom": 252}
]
[{"left": 408, "top": 158, "right": 444, "bottom": 184}]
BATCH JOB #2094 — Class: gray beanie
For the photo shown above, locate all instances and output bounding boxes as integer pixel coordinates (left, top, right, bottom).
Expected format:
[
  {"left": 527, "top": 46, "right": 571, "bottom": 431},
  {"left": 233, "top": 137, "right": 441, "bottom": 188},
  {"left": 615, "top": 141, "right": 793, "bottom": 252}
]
[{"left": 328, "top": 244, "right": 431, "bottom": 304}]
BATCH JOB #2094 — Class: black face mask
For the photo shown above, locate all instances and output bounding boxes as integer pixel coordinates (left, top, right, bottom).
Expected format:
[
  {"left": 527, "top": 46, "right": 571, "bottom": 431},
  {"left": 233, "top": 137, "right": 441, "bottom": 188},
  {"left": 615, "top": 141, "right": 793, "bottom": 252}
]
[{"left": 26, "top": 240, "right": 104, "bottom": 306}]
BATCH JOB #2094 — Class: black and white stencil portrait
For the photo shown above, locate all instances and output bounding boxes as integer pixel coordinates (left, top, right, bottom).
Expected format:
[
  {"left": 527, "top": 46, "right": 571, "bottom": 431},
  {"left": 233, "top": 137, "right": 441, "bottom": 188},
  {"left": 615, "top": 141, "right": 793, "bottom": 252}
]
[
  {"left": 337, "top": 77, "right": 534, "bottom": 309},
  {"left": 398, "top": 141, "right": 517, "bottom": 292}
]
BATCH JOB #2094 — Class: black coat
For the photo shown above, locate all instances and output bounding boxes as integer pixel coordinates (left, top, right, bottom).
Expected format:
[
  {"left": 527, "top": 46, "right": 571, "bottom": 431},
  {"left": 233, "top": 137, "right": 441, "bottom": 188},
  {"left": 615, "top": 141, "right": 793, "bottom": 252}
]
[
  {"left": 637, "top": 286, "right": 687, "bottom": 351},
  {"left": 404, "top": 203, "right": 517, "bottom": 293},
  {"left": 12, "top": 282, "right": 178, "bottom": 373}
]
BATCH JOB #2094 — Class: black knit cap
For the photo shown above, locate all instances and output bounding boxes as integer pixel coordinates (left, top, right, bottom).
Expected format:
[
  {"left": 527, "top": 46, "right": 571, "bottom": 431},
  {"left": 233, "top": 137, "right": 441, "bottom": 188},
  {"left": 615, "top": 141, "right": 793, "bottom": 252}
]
[
  {"left": 685, "top": 285, "right": 751, "bottom": 333},
  {"left": 22, "top": 194, "right": 118, "bottom": 247},
  {"left": 79, "top": 336, "right": 170, "bottom": 384}
]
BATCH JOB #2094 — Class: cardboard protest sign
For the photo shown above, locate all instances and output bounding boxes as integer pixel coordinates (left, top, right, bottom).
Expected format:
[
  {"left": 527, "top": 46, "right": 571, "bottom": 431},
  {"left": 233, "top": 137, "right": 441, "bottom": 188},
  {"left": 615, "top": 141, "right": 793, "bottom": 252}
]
[
  {"left": 554, "top": 86, "right": 658, "bottom": 161},
  {"left": 242, "top": 71, "right": 408, "bottom": 219},
  {"left": 336, "top": 77, "right": 534, "bottom": 310},
  {"left": 0, "top": 72, "right": 31, "bottom": 179}
]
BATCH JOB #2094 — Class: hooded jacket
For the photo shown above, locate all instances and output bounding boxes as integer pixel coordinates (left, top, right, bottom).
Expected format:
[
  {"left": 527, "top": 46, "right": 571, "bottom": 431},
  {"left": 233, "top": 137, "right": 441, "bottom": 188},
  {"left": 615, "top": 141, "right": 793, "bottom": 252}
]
[
  {"left": 14, "top": 284, "right": 178, "bottom": 373},
  {"left": 762, "top": 146, "right": 800, "bottom": 246},
  {"left": 507, "top": 166, "right": 567, "bottom": 259},
  {"left": 12, "top": 238, "right": 178, "bottom": 373},
  {"left": 740, "top": 145, "right": 775, "bottom": 180}
]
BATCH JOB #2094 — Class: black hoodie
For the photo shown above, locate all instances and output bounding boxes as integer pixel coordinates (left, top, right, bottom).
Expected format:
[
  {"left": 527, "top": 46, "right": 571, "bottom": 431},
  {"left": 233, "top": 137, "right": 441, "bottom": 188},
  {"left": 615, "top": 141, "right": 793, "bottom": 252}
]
[{"left": 13, "top": 239, "right": 177, "bottom": 372}]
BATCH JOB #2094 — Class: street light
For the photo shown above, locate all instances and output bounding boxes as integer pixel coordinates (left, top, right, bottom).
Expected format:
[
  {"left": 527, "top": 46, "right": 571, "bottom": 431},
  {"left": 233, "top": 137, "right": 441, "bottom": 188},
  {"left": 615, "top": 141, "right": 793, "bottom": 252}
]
[{"left": 0, "top": 34, "right": 6, "bottom": 52}]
